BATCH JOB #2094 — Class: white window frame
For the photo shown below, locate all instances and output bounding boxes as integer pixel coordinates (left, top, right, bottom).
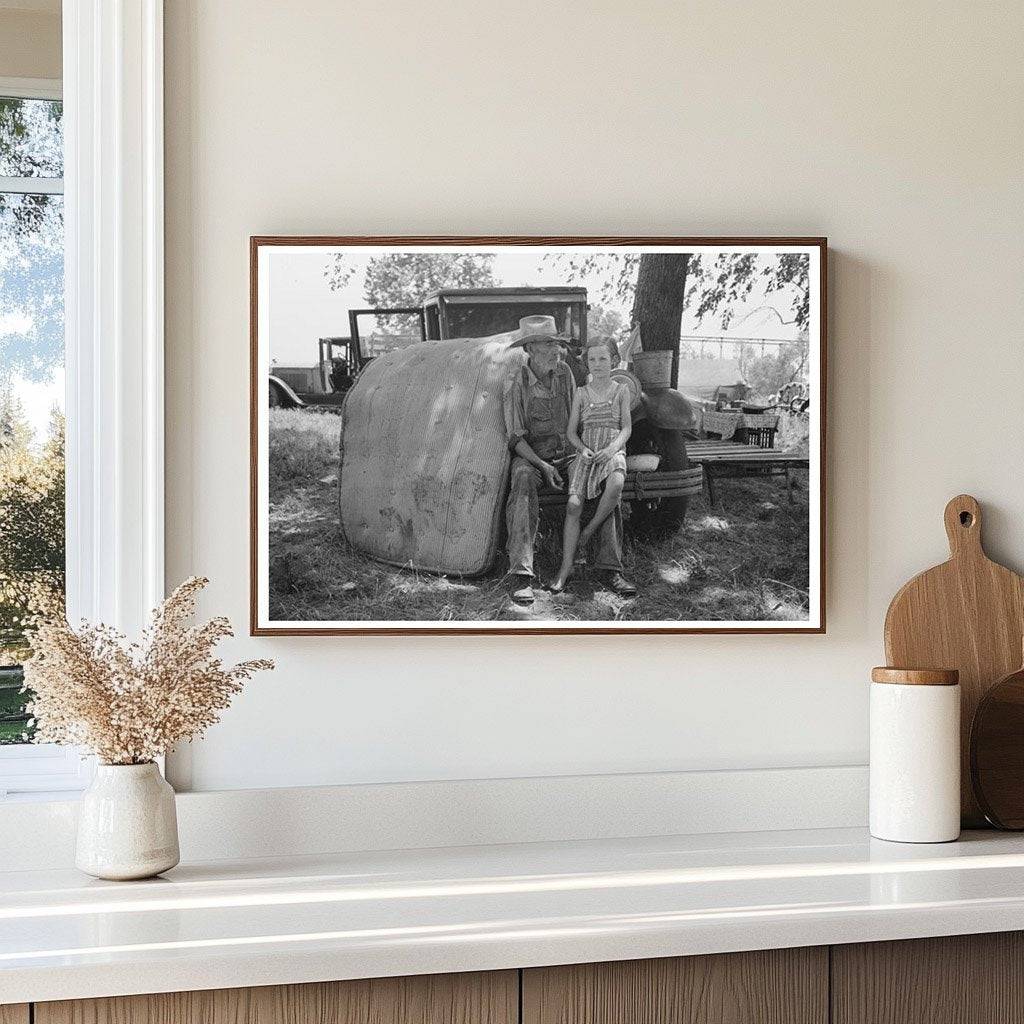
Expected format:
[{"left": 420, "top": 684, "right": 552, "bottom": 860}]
[{"left": 0, "top": 0, "right": 165, "bottom": 799}]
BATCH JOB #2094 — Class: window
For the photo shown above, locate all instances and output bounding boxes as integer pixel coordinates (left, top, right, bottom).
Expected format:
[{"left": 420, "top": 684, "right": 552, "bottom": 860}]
[
  {"left": 0, "top": 5, "right": 166, "bottom": 797},
  {"left": 0, "top": 80, "right": 86, "bottom": 797}
]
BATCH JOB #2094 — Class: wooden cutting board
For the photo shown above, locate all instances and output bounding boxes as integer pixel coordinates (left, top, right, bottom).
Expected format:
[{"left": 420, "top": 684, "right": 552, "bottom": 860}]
[{"left": 884, "top": 494, "right": 1024, "bottom": 826}]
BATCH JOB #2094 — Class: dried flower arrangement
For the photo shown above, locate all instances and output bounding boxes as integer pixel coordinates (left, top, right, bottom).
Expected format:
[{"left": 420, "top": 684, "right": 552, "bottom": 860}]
[{"left": 22, "top": 577, "right": 273, "bottom": 765}]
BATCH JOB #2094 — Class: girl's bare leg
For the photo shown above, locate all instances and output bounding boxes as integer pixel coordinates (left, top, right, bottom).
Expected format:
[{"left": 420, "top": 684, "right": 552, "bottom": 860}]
[
  {"left": 579, "top": 471, "right": 626, "bottom": 549},
  {"left": 551, "top": 495, "right": 583, "bottom": 592}
]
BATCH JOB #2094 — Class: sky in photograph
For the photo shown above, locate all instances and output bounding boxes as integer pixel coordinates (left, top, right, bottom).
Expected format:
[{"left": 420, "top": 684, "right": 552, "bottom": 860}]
[
  {"left": 267, "top": 250, "right": 805, "bottom": 366},
  {"left": 7, "top": 249, "right": 807, "bottom": 440}
]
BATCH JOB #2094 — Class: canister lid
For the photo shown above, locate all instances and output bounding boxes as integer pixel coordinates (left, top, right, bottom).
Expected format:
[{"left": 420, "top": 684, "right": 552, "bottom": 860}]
[{"left": 871, "top": 667, "right": 959, "bottom": 686}]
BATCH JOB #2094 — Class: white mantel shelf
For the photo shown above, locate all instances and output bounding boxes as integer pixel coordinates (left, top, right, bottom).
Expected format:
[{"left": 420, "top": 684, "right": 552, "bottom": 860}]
[{"left": 4, "top": 827, "right": 1024, "bottom": 1004}]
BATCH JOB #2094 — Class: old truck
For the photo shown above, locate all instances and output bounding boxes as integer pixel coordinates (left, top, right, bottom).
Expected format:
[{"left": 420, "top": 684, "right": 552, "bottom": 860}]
[
  {"left": 269, "top": 289, "right": 586, "bottom": 410},
  {"left": 328, "top": 288, "right": 703, "bottom": 574},
  {"left": 268, "top": 336, "right": 361, "bottom": 410}
]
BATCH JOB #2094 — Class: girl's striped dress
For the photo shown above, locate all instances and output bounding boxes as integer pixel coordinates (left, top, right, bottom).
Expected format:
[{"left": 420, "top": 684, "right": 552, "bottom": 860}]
[{"left": 568, "top": 382, "right": 628, "bottom": 500}]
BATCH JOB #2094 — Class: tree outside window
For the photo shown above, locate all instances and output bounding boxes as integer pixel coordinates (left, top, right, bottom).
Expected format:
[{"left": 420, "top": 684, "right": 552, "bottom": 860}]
[{"left": 0, "top": 94, "right": 65, "bottom": 745}]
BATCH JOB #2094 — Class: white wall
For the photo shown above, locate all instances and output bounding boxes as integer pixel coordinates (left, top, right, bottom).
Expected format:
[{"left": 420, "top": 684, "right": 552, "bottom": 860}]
[{"left": 164, "top": 0, "right": 1024, "bottom": 792}]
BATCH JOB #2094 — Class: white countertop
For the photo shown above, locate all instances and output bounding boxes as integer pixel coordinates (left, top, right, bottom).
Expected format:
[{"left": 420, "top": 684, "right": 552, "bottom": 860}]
[{"left": 4, "top": 826, "right": 1024, "bottom": 1004}]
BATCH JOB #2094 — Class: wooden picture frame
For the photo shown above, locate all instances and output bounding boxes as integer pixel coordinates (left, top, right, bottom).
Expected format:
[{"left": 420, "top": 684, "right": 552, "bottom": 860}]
[{"left": 251, "top": 236, "right": 827, "bottom": 635}]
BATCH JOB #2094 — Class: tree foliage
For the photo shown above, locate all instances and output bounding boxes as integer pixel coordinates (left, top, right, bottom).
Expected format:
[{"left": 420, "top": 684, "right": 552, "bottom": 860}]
[
  {"left": 0, "top": 395, "right": 65, "bottom": 663},
  {"left": 741, "top": 339, "right": 810, "bottom": 400},
  {"left": 541, "top": 252, "right": 640, "bottom": 307},
  {"left": 543, "top": 250, "right": 811, "bottom": 333},
  {"left": 587, "top": 302, "right": 626, "bottom": 341},
  {"left": 363, "top": 253, "right": 496, "bottom": 308},
  {"left": 687, "top": 253, "right": 811, "bottom": 331},
  {"left": 326, "top": 252, "right": 497, "bottom": 335},
  {"left": 322, "top": 249, "right": 812, "bottom": 366}
]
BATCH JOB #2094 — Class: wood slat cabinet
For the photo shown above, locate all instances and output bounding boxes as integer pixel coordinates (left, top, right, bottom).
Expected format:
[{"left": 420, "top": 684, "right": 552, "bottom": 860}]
[
  {"left": 832, "top": 932, "right": 1024, "bottom": 1024},
  {"left": 522, "top": 947, "right": 828, "bottom": 1024},
  {"left": 34, "top": 971, "right": 517, "bottom": 1024},
  {"left": 18, "top": 932, "right": 1024, "bottom": 1024}
]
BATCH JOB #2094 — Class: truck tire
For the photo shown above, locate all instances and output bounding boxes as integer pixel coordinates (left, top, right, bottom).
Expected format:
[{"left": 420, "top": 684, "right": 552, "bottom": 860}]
[
  {"left": 626, "top": 426, "right": 691, "bottom": 539},
  {"left": 653, "top": 428, "right": 691, "bottom": 535}
]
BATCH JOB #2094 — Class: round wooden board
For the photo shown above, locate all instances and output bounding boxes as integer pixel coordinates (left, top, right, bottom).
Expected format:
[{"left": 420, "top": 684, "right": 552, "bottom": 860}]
[{"left": 970, "top": 663, "right": 1024, "bottom": 829}]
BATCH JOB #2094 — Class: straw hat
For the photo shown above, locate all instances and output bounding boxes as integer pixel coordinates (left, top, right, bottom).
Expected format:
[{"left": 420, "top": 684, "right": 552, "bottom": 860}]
[{"left": 508, "top": 315, "right": 568, "bottom": 349}]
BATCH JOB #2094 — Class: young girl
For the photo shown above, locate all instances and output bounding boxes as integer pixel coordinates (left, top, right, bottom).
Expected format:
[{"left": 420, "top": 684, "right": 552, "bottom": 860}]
[{"left": 550, "top": 340, "right": 631, "bottom": 593}]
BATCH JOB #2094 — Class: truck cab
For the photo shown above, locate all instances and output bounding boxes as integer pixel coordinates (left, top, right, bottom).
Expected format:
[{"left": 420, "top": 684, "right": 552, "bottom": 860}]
[
  {"left": 421, "top": 287, "right": 588, "bottom": 345},
  {"left": 268, "top": 337, "right": 357, "bottom": 410},
  {"left": 345, "top": 287, "right": 589, "bottom": 364},
  {"left": 272, "top": 288, "right": 592, "bottom": 410}
]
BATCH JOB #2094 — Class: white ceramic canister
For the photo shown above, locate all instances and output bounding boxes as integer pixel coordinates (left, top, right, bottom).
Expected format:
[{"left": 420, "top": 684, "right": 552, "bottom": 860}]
[
  {"left": 870, "top": 667, "right": 961, "bottom": 843},
  {"left": 76, "top": 762, "right": 180, "bottom": 880}
]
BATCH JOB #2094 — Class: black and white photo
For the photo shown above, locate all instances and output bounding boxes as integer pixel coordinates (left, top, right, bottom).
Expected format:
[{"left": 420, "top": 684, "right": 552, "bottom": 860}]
[{"left": 251, "top": 238, "right": 825, "bottom": 634}]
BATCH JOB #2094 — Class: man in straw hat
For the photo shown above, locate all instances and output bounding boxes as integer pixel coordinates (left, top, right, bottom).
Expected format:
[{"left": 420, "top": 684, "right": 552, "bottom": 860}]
[{"left": 503, "top": 315, "right": 637, "bottom": 604}]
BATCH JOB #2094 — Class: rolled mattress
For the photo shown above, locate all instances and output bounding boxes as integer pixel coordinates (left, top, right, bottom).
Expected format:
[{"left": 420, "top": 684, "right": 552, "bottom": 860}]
[{"left": 339, "top": 334, "right": 522, "bottom": 576}]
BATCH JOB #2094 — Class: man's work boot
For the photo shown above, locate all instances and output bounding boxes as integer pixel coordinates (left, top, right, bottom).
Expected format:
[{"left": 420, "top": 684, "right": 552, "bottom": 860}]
[
  {"left": 510, "top": 575, "right": 535, "bottom": 604},
  {"left": 604, "top": 572, "right": 638, "bottom": 597}
]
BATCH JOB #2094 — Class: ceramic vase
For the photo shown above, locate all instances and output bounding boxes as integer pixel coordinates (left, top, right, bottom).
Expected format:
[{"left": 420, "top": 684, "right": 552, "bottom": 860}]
[{"left": 76, "top": 762, "right": 180, "bottom": 880}]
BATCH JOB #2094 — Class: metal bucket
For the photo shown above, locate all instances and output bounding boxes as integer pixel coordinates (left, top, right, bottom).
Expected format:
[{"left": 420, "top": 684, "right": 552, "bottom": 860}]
[{"left": 631, "top": 350, "right": 673, "bottom": 389}]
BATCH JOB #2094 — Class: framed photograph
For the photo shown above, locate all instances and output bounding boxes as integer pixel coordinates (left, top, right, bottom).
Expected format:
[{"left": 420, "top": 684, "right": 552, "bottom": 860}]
[{"left": 251, "top": 237, "right": 826, "bottom": 635}]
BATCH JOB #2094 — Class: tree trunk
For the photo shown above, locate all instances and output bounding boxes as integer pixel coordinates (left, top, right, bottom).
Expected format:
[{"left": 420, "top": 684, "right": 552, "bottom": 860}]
[{"left": 630, "top": 254, "right": 690, "bottom": 389}]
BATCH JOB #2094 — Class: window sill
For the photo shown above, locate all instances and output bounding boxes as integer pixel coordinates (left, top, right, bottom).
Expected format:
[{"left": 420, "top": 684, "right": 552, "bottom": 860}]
[{"left": 0, "top": 744, "right": 93, "bottom": 799}]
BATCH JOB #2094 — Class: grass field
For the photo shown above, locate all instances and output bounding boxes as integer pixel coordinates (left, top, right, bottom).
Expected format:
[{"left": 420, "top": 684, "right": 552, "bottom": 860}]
[{"left": 267, "top": 409, "right": 811, "bottom": 623}]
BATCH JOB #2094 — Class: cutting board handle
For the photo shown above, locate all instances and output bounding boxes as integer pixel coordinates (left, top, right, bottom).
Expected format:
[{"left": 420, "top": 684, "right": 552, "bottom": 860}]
[{"left": 944, "top": 494, "right": 983, "bottom": 558}]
